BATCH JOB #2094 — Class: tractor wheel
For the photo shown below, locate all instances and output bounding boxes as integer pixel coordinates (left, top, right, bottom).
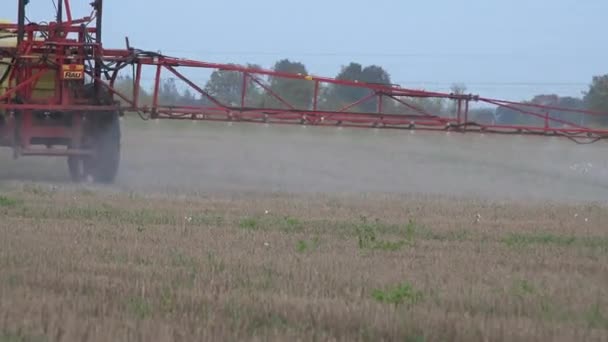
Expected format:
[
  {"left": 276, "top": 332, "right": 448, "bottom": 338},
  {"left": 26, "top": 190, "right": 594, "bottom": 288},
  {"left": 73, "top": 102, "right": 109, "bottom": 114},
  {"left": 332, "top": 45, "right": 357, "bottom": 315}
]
[
  {"left": 90, "top": 112, "right": 121, "bottom": 183},
  {"left": 67, "top": 112, "right": 121, "bottom": 184},
  {"left": 67, "top": 155, "right": 90, "bottom": 182}
]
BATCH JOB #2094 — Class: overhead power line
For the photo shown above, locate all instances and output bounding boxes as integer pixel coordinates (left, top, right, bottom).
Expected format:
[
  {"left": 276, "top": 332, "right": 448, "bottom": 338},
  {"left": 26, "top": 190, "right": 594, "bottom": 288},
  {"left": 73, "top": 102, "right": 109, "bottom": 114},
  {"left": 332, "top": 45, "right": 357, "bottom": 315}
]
[{"left": 159, "top": 49, "right": 603, "bottom": 59}]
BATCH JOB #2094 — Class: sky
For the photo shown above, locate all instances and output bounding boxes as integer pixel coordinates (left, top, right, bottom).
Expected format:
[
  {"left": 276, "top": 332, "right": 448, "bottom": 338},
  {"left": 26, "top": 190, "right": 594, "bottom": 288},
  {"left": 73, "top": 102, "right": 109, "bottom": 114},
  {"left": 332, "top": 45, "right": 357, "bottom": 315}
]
[{"left": 4, "top": 0, "right": 607, "bottom": 101}]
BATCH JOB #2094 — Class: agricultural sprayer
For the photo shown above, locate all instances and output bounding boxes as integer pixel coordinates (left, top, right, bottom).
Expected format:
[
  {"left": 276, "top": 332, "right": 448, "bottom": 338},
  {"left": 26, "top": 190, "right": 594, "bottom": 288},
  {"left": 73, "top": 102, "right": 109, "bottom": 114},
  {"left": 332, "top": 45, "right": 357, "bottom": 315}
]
[{"left": 1, "top": 1, "right": 607, "bottom": 183}]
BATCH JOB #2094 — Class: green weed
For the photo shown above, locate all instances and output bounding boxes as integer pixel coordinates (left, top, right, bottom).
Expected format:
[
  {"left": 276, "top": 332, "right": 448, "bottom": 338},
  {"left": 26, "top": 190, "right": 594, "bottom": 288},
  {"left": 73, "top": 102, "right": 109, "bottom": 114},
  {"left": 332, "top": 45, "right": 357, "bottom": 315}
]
[
  {"left": 239, "top": 217, "right": 260, "bottom": 230},
  {"left": 503, "top": 233, "right": 576, "bottom": 248},
  {"left": 356, "top": 217, "right": 410, "bottom": 251},
  {"left": 511, "top": 279, "right": 537, "bottom": 298},
  {"left": 0, "top": 195, "right": 21, "bottom": 208},
  {"left": 404, "top": 219, "right": 418, "bottom": 242},
  {"left": 356, "top": 216, "right": 378, "bottom": 249},
  {"left": 296, "top": 240, "right": 309, "bottom": 253},
  {"left": 372, "top": 240, "right": 407, "bottom": 251},
  {"left": 127, "top": 296, "right": 153, "bottom": 320},
  {"left": 159, "top": 287, "right": 176, "bottom": 314},
  {"left": 372, "top": 282, "right": 424, "bottom": 307},
  {"left": 0, "top": 330, "right": 46, "bottom": 342},
  {"left": 296, "top": 236, "right": 321, "bottom": 253},
  {"left": 580, "top": 237, "right": 608, "bottom": 252},
  {"left": 279, "top": 216, "right": 304, "bottom": 233},
  {"left": 584, "top": 303, "right": 608, "bottom": 329}
]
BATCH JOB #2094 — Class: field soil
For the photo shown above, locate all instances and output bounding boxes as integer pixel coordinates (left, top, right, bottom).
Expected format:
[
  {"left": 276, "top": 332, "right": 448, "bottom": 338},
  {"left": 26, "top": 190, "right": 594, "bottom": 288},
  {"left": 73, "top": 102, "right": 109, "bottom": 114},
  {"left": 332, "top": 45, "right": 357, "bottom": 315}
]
[{"left": 1, "top": 118, "right": 607, "bottom": 341}]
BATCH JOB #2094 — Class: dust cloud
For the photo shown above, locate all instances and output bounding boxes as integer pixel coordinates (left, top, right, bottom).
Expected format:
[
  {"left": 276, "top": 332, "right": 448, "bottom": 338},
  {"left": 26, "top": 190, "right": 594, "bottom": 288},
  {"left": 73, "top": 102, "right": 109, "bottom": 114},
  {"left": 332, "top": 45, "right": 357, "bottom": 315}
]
[{"left": 1, "top": 118, "right": 607, "bottom": 203}]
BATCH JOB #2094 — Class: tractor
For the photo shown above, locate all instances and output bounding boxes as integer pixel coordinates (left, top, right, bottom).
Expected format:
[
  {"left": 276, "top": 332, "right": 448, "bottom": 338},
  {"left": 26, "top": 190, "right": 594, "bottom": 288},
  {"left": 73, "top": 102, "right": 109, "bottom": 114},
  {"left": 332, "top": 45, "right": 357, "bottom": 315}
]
[{"left": 1, "top": 1, "right": 119, "bottom": 182}]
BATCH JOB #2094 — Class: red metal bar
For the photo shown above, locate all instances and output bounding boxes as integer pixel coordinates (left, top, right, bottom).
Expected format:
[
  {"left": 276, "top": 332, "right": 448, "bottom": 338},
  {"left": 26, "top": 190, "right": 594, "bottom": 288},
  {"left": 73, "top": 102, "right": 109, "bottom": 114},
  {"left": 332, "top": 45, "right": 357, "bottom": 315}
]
[
  {"left": 0, "top": 24, "right": 96, "bottom": 34},
  {"left": 133, "top": 63, "right": 142, "bottom": 106},
  {"left": 120, "top": 55, "right": 456, "bottom": 99},
  {"left": 479, "top": 96, "right": 608, "bottom": 116},
  {"left": 19, "top": 110, "right": 32, "bottom": 148},
  {"left": 386, "top": 94, "right": 448, "bottom": 122},
  {"left": 337, "top": 92, "right": 377, "bottom": 113},
  {"left": 152, "top": 65, "right": 162, "bottom": 109},
  {"left": 23, "top": 126, "right": 73, "bottom": 139},
  {"left": 313, "top": 81, "right": 320, "bottom": 111},
  {"left": 165, "top": 65, "right": 227, "bottom": 109},
  {"left": 456, "top": 99, "right": 463, "bottom": 125},
  {"left": 0, "top": 104, "right": 119, "bottom": 111},
  {"left": 483, "top": 98, "right": 588, "bottom": 130},
  {"left": 64, "top": 0, "right": 73, "bottom": 24},
  {"left": 240, "top": 73, "right": 248, "bottom": 108},
  {"left": 247, "top": 74, "right": 296, "bottom": 110},
  {"left": 84, "top": 71, "right": 136, "bottom": 107},
  {"left": 20, "top": 148, "right": 92, "bottom": 156},
  {"left": 464, "top": 100, "right": 470, "bottom": 127}
]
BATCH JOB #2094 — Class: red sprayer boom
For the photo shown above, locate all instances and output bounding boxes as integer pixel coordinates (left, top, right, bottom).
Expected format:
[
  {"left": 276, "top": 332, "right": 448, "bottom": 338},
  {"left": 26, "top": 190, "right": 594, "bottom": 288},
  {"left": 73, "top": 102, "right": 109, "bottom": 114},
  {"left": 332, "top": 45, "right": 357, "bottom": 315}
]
[{"left": 1, "top": 0, "right": 607, "bottom": 183}]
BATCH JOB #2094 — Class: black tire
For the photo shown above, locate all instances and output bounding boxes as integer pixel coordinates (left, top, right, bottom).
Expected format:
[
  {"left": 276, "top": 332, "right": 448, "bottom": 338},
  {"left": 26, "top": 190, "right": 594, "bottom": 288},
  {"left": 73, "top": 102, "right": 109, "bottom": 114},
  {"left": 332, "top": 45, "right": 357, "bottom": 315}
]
[
  {"left": 91, "top": 112, "right": 121, "bottom": 183},
  {"left": 67, "top": 155, "right": 88, "bottom": 182},
  {"left": 67, "top": 112, "right": 121, "bottom": 184}
]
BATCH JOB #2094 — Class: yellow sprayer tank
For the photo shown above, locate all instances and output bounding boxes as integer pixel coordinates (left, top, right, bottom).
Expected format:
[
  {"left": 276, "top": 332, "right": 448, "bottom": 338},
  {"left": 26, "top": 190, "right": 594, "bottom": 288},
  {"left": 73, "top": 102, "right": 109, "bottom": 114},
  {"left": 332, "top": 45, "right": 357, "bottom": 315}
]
[
  {"left": 0, "top": 19, "right": 57, "bottom": 105},
  {"left": 0, "top": 20, "right": 16, "bottom": 98}
]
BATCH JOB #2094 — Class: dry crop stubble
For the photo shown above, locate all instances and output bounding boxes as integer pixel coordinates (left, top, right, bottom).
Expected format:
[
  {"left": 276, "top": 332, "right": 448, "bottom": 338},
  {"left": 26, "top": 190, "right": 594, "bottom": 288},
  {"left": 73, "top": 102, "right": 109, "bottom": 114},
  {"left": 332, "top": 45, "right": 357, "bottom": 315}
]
[{"left": 0, "top": 186, "right": 607, "bottom": 341}]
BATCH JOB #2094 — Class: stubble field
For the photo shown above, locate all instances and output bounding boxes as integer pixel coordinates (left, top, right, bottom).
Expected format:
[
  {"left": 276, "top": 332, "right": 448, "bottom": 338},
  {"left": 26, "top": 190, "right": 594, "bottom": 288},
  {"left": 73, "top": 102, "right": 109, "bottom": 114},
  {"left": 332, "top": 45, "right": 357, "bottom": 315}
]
[{"left": 1, "top": 118, "right": 607, "bottom": 341}]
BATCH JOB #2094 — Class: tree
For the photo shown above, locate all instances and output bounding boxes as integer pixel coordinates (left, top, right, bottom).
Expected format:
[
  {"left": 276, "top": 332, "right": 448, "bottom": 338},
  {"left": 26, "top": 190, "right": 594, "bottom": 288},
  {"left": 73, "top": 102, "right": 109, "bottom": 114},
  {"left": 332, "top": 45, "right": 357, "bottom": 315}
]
[
  {"left": 530, "top": 94, "right": 589, "bottom": 127},
  {"left": 447, "top": 82, "right": 467, "bottom": 117},
  {"left": 559, "top": 96, "right": 585, "bottom": 109},
  {"left": 180, "top": 89, "right": 198, "bottom": 106},
  {"left": 322, "top": 62, "right": 391, "bottom": 112},
  {"left": 112, "top": 75, "right": 152, "bottom": 106},
  {"left": 204, "top": 64, "right": 263, "bottom": 107},
  {"left": 266, "top": 59, "right": 314, "bottom": 109},
  {"left": 584, "top": 75, "right": 608, "bottom": 125},
  {"left": 158, "top": 78, "right": 181, "bottom": 106},
  {"left": 584, "top": 75, "right": 608, "bottom": 112},
  {"left": 450, "top": 83, "right": 467, "bottom": 96},
  {"left": 469, "top": 108, "right": 496, "bottom": 124},
  {"left": 555, "top": 96, "right": 586, "bottom": 126},
  {"left": 495, "top": 94, "right": 587, "bottom": 127}
]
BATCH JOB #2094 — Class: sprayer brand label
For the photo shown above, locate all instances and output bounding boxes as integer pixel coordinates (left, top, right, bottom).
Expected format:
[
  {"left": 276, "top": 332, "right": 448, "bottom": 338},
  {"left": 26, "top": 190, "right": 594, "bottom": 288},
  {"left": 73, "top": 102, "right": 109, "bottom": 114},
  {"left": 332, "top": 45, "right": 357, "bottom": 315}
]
[{"left": 62, "top": 65, "right": 84, "bottom": 80}]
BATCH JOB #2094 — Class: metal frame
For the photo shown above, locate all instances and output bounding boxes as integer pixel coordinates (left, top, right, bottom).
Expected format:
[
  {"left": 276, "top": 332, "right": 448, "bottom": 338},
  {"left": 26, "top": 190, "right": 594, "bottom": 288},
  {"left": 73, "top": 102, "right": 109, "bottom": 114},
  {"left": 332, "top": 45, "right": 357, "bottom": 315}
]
[{"left": 1, "top": 0, "right": 607, "bottom": 161}]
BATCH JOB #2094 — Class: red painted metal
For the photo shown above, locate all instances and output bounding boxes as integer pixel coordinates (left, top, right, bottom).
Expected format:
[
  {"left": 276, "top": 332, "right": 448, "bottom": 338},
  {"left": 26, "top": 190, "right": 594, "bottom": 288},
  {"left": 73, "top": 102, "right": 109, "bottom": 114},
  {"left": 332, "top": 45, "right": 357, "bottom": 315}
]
[{"left": 1, "top": 0, "right": 608, "bottom": 165}]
